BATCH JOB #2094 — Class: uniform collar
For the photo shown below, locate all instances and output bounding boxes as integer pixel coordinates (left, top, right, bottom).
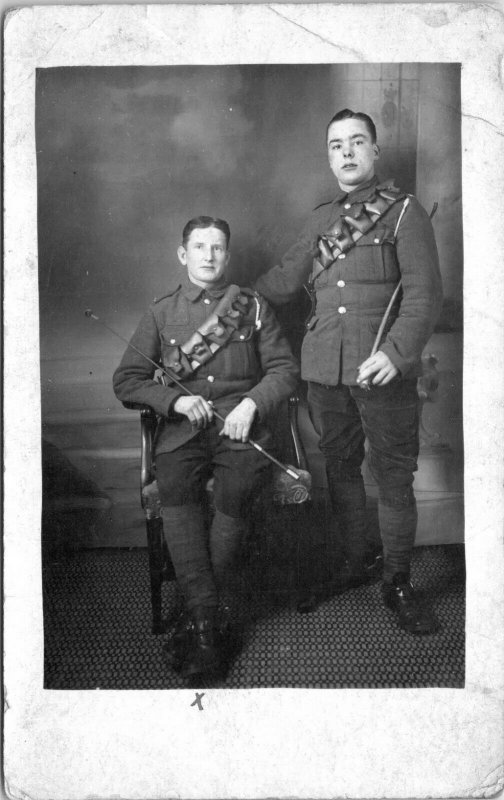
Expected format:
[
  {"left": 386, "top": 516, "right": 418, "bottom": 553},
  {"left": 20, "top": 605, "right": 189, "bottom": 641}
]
[
  {"left": 179, "top": 271, "right": 229, "bottom": 302},
  {"left": 333, "top": 174, "right": 394, "bottom": 206}
]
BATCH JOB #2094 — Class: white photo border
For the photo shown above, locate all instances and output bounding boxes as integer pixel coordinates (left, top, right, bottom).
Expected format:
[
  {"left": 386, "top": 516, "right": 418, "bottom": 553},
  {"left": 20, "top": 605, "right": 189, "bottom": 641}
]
[{"left": 4, "top": 4, "right": 504, "bottom": 798}]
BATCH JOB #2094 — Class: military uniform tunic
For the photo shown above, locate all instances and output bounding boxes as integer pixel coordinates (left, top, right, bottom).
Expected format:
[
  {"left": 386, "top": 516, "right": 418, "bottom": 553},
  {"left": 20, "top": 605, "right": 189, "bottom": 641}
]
[
  {"left": 255, "top": 175, "right": 442, "bottom": 385},
  {"left": 254, "top": 175, "right": 443, "bottom": 582},
  {"left": 113, "top": 271, "right": 299, "bottom": 455},
  {"left": 113, "top": 271, "right": 299, "bottom": 617}
]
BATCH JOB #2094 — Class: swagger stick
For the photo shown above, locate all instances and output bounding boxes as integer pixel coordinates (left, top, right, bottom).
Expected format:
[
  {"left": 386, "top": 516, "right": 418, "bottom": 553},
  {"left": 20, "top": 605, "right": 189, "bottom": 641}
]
[{"left": 85, "top": 309, "right": 301, "bottom": 480}]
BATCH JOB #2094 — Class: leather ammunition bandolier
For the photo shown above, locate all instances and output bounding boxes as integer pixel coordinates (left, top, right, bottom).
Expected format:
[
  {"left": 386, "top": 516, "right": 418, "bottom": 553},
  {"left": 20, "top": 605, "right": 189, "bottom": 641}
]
[
  {"left": 161, "top": 285, "right": 261, "bottom": 385},
  {"left": 304, "top": 183, "right": 406, "bottom": 325},
  {"left": 311, "top": 184, "right": 405, "bottom": 281}
]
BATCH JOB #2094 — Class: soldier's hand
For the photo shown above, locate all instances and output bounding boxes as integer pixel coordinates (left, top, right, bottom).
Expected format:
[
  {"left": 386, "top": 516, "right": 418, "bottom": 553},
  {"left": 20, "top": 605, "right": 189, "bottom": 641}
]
[
  {"left": 220, "top": 398, "right": 257, "bottom": 442},
  {"left": 357, "top": 351, "right": 399, "bottom": 387},
  {"left": 173, "top": 395, "right": 214, "bottom": 428}
]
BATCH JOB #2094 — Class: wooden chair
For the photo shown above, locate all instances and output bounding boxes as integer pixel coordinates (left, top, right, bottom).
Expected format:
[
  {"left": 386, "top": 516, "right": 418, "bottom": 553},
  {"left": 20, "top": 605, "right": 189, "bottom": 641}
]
[{"left": 127, "top": 397, "right": 310, "bottom": 633}]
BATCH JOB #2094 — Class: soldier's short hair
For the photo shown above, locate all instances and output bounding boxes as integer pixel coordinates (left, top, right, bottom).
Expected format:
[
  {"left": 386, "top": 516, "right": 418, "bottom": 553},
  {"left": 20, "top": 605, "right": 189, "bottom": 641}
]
[
  {"left": 182, "top": 216, "right": 231, "bottom": 248},
  {"left": 326, "top": 109, "right": 377, "bottom": 144}
]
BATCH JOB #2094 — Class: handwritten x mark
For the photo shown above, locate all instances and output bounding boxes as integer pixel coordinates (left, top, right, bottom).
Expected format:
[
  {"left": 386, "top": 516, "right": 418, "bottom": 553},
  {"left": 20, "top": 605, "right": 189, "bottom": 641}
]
[{"left": 191, "top": 692, "right": 205, "bottom": 711}]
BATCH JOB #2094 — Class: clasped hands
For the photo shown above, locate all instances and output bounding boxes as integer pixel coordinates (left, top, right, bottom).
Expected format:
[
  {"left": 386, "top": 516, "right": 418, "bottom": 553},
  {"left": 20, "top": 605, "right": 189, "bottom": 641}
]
[
  {"left": 356, "top": 350, "right": 398, "bottom": 387},
  {"left": 172, "top": 395, "right": 257, "bottom": 442}
]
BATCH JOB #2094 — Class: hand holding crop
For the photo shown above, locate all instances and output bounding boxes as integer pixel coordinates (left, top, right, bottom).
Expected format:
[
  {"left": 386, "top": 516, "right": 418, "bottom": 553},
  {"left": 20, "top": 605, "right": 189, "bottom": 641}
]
[
  {"left": 173, "top": 395, "right": 214, "bottom": 428},
  {"left": 219, "top": 397, "right": 257, "bottom": 442},
  {"left": 357, "top": 351, "right": 399, "bottom": 387}
]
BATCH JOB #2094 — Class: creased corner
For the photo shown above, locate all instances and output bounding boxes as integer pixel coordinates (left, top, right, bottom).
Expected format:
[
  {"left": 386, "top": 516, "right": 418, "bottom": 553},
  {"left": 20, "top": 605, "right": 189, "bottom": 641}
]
[
  {"left": 3, "top": 777, "right": 37, "bottom": 800},
  {"left": 461, "top": 764, "right": 504, "bottom": 799}
]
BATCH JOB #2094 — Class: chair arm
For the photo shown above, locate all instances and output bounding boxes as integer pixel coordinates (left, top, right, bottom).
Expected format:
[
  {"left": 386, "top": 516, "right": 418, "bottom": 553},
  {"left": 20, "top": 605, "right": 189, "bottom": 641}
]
[
  {"left": 137, "top": 406, "right": 157, "bottom": 492},
  {"left": 121, "top": 401, "right": 153, "bottom": 412},
  {"left": 119, "top": 402, "right": 158, "bottom": 495},
  {"left": 287, "top": 395, "right": 309, "bottom": 472}
]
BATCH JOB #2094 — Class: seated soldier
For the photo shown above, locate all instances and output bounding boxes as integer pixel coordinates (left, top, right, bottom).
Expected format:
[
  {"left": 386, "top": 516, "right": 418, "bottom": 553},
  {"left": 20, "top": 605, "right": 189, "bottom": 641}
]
[{"left": 113, "top": 215, "right": 299, "bottom": 683}]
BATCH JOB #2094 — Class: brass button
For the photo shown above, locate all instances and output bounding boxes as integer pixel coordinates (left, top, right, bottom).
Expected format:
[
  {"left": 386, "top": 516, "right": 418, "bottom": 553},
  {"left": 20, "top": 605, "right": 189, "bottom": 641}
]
[
  {"left": 207, "top": 375, "right": 215, "bottom": 383},
  {"left": 169, "top": 338, "right": 176, "bottom": 345},
  {"left": 203, "top": 298, "right": 211, "bottom": 305},
  {"left": 338, "top": 253, "right": 346, "bottom": 260},
  {"left": 338, "top": 306, "right": 347, "bottom": 314},
  {"left": 337, "top": 280, "right": 345, "bottom": 288},
  {"left": 344, "top": 203, "right": 351, "bottom": 210},
  {"left": 374, "top": 237, "right": 380, "bottom": 244},
  {"left": 239, "top": 334, "right": 245, "bottom": 340}
]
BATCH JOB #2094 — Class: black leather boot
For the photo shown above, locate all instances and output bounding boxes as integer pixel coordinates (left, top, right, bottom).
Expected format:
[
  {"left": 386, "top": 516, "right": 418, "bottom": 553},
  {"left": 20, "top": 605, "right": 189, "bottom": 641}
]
[
  {"left": 163, "top": 609, "right": 192, "bottom": 673},
  {"left": 382, "top": 573, "right": 440, "bottom": 634},
  {"left": 181, "top": 607, "right": 222, "bottom": 682}
]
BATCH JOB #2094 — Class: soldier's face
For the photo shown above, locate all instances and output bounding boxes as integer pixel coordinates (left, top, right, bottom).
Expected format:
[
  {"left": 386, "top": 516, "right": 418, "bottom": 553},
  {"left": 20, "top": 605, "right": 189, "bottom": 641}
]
[
  {"left": 177, "top": 226, "right": 230, "bottom": 288},
  {"left": 327, "top": 118, "right": 379, "bottom": 190}
]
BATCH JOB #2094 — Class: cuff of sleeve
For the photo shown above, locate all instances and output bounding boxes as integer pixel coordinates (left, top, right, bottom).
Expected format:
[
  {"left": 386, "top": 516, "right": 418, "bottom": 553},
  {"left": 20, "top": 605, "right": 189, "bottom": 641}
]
[
  {"left": 242, "top": 390, "right": 266, "bottom": 420},
  {"left": 379, "top": 342, "right": 411, "bottom": 377},
  {"left": 167, "top": 393, "right": 182, "bottom": 417}
]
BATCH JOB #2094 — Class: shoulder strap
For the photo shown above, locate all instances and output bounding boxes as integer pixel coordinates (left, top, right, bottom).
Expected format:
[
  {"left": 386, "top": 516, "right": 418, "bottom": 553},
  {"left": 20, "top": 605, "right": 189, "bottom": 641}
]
[{"left": 152, "top": 283, "right": 182, "bottom": 303}]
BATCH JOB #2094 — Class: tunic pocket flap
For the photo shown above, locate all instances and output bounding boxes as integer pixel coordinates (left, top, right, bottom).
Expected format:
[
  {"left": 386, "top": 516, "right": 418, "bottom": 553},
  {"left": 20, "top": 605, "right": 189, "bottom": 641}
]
[
  {"left": 355, "top": 224, "right": 392, "bottom": 247},
  {"left": 230, "top": 323, "right": 254, "bottom": 342},
  {"left": 161, "top": 328, "right": 193, "bottom": 347}
]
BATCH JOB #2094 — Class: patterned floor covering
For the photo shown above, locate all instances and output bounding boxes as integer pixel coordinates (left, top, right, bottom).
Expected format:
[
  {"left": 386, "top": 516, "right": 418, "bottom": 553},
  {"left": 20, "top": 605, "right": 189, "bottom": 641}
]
[{"left": 43, "top": 543, "right": 465, "bottom": 690}]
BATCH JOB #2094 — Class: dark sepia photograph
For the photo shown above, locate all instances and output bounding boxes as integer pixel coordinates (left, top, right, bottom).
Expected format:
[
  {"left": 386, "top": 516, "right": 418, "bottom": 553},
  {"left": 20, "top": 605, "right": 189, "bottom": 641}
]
[{"left": 39, "top": 63, "right": 465, "bottom": 691}]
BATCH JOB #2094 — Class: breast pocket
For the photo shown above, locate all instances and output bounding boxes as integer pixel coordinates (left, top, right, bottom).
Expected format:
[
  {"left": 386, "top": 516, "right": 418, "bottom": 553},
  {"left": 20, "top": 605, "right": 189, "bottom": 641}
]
[
  {"left": 224, "top": 324, "right": 258, "bottom": 378},
  {"left": 351, "top": 225, "right": 400, "bottom": 283},
  {"left": 160, "top": 327, "right": 193, "bottom": 366},
  {"left": 230, "top": 323, "right": 255, "bottom": 343}
]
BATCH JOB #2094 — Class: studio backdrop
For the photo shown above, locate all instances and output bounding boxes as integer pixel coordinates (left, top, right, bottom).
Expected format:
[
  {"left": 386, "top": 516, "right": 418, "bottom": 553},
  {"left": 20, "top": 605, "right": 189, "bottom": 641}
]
[{"left": 37, "top": 63, "right": 463, "bottom": 550}]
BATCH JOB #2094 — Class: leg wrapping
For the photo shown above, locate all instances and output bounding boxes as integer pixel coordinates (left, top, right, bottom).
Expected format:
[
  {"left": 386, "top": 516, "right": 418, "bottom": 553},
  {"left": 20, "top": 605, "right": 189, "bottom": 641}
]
[
  {"left": 160, "top": 504, "right": 217, "bottom": 611},
  {"left": 378, "top": 493, "right": 417, "bottom": 582}
]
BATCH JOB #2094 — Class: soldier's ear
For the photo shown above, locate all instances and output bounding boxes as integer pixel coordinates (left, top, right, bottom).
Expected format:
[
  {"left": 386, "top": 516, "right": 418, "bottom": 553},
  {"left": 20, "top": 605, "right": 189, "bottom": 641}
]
[
  {"left": 177, "top": 245, "right": 187, "bottom": 266},
  {"left": 373, "top": 144, "right": 380, "bottom": 160}
]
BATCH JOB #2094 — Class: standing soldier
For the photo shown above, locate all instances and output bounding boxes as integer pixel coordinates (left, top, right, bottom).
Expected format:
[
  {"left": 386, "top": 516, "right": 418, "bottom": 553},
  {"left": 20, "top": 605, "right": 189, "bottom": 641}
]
[
  {"left": 113, "top": 216, "right": 299, "bottom": 682},
  {"left": 255, "top": 109, "right": 443, "bottom": 634}
]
